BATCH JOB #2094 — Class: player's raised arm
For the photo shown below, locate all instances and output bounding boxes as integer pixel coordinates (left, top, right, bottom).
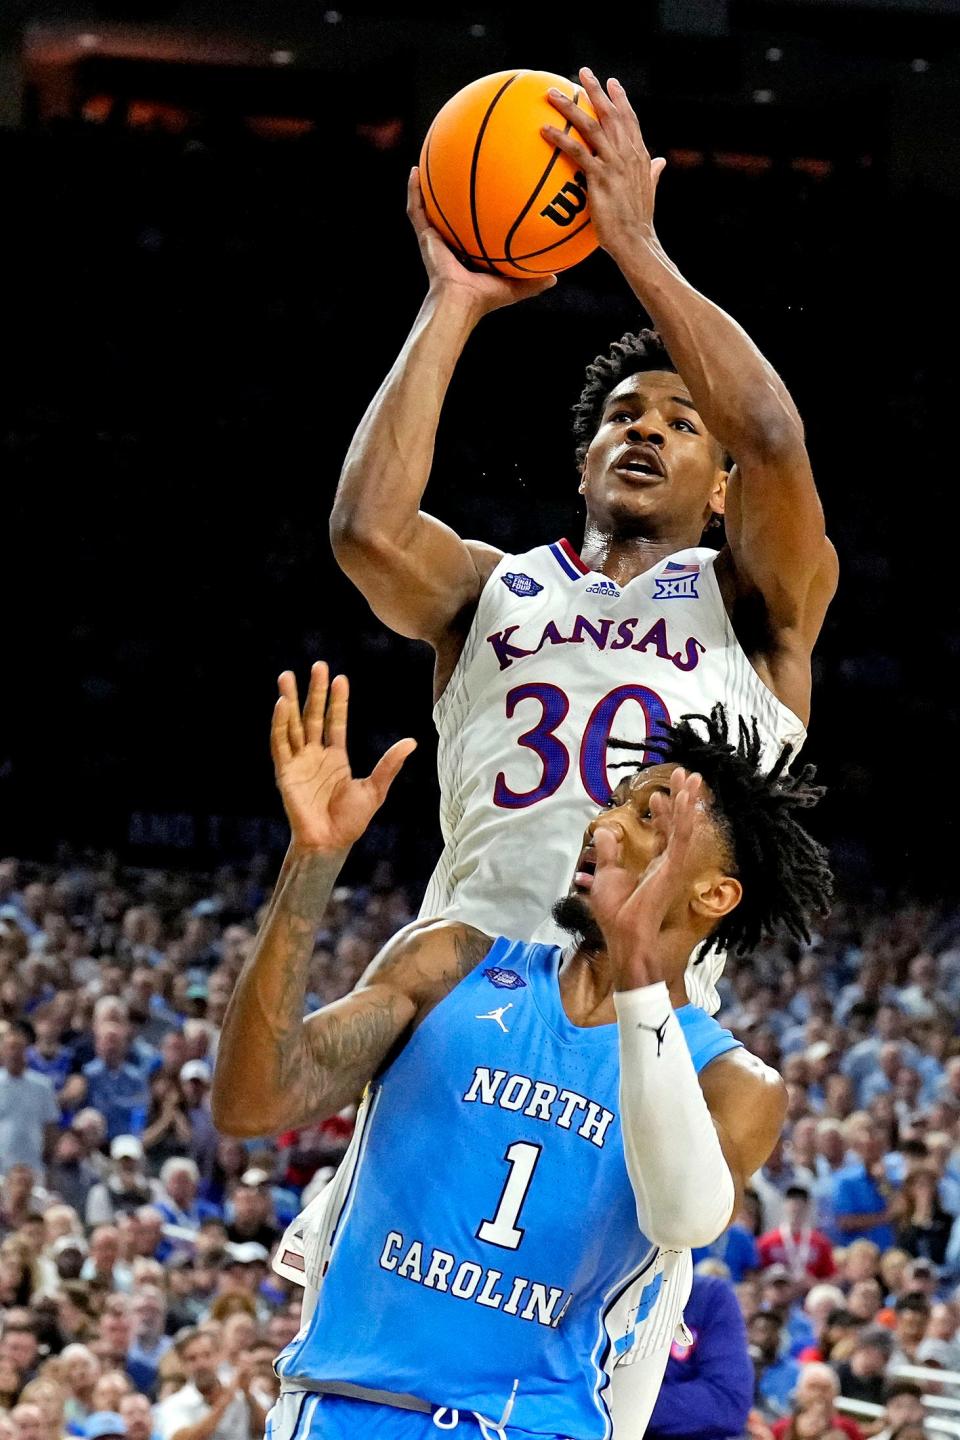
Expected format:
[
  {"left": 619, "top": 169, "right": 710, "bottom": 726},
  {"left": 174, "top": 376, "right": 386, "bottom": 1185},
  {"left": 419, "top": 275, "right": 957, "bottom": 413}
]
[
  {"left": 591, "top": 769, "right": 786, "bottom": 1248},
  {"left": 545, "top": 70, "right": 838, "bottom": 721},
  {"left": 329, "top": 171, "right": 554, "bottom": 658},
  {"left": 212, "top": 662, "right": 493, "bottom": 1138}
]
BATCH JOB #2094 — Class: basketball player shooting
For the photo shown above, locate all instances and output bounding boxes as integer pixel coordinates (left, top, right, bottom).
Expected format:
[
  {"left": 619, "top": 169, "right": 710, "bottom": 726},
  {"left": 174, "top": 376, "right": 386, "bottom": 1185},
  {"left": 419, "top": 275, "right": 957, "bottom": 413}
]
[
  {"left": 329, "top": 68, "right": 838, "bottom": 1016},
  {"left": 213, "top": 662, "right": 833, "bottom": 1440}
]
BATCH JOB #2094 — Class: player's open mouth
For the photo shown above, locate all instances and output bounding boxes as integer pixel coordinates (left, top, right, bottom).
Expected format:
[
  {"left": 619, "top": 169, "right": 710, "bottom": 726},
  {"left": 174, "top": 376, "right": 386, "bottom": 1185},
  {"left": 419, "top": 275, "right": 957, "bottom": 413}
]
[
  {"left": 614, "top": 444, "right": 664, "bottom": 483},
  {"left": 573, "top": 846, "right": 597, "bottom": 892}
]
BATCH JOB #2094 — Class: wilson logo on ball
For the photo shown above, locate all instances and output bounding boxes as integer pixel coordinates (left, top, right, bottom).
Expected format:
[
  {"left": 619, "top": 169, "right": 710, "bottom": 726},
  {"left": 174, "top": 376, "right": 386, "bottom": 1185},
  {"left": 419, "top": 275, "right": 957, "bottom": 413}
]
[
  {"left": 540, "top": 171, "right": 588, "bottom": 228},
  {"left": 419, "top": 69, "right": 600, "bottom": 278}
]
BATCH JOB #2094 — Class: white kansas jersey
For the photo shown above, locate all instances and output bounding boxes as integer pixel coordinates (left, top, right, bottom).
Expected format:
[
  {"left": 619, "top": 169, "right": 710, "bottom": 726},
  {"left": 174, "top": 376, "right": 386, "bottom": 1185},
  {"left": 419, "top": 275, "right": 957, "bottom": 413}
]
[{"left": 419, "top": 540, "right": 806, "bottom": 1008}]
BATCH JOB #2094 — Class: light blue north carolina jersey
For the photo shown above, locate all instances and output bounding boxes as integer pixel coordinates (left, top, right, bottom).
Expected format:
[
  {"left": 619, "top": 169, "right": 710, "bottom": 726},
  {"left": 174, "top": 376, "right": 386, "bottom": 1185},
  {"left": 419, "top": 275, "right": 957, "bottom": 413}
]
[{"left": 276, "top": 937, "right": 741, "bottom": 1438}]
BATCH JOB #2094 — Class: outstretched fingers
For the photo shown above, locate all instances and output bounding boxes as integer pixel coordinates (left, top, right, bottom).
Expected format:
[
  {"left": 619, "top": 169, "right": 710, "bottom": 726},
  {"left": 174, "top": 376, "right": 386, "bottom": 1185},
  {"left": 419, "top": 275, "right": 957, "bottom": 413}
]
[
  {"left": 271, "top": 695, "right": 292, "bottom": 769},
  {"left": 302, "top": 661, "right": 329, "bottom": 747},
  {"left": 277, "top": 670, "right": 304, "bottom": 753},
  {"left": 367, "top": 738, "right": 417, "bottom": 803},
  {"left": 324, "top": 673, "right": 350, "bottom": 752}
]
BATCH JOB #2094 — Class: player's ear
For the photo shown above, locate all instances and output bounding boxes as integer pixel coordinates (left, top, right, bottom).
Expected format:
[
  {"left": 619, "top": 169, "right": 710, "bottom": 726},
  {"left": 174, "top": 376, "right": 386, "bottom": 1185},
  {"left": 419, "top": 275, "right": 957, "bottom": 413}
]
[
  {"left": 709, "top": 465, "right": 729, "bottom": 520},
  {"left": 690, "top": 871, "right": 741, "bottom": 924}
]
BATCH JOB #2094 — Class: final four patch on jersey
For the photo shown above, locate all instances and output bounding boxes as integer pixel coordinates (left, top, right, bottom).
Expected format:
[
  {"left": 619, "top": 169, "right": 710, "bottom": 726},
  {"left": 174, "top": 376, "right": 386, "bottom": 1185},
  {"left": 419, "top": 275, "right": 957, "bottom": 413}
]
[
  {"left": 585, "top": 578, "right": 620, "bottom": 598},
  {"left": 482, "top": 967, "right": 527, "bottom": 990},
  {"left": 501, "top": 571, "right": 543, "bottom": 597},
  {"left": 654, "top": 561, "right": 701, "bottom": 600}
]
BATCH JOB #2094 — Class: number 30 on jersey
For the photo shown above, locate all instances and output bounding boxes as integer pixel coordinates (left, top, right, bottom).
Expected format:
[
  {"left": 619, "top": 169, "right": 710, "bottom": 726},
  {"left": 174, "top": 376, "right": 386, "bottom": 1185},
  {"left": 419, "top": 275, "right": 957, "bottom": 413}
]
[{"left": 493, "top": 682, "right": 671, "bottom": 809}]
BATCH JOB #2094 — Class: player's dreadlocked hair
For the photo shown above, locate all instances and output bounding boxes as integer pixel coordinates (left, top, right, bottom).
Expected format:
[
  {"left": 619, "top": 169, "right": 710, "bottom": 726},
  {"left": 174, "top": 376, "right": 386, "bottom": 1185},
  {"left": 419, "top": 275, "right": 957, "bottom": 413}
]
[
  {"left": 572, "top": 328, "right": 674, "bottom": 469},
  {"left": 610, "top": 704, "right": 833, "bottom": 958}
]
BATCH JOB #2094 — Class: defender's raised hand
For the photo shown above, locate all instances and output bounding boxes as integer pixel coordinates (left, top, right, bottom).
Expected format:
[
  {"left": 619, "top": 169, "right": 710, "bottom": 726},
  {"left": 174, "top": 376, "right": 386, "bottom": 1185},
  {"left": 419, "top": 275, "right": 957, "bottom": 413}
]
[
  {"left": 590, "top": 767, "right": 703, "bottom": 985},
  {"left": 272, "top": 662, "right": 416, "bottom": 855},
  {"left": 542, "top": 67, "right": 666, "bottom": 256}
]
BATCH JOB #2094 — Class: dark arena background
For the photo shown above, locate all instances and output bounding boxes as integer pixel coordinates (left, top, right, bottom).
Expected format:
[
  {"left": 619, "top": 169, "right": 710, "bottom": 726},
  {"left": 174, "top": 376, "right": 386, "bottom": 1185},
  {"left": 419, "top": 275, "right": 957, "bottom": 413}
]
[{"left": 3, "top": 5, "right": 960, "bottom": 1438}]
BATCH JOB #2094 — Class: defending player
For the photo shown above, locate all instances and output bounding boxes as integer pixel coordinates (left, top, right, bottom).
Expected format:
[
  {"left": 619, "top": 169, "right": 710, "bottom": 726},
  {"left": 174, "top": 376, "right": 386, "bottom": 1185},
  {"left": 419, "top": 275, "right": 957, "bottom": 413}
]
[
  {"left": 212, "top": 662, "right": 833, "bottom": 1439},
  {"left": 329, "top": 68, "right": 837, "bottom": 1015}
]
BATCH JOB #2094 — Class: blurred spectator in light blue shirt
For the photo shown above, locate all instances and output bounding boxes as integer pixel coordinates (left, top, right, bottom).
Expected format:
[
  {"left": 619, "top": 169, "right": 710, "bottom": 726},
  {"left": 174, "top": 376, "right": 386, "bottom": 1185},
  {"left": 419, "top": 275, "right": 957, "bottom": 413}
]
[{"left": 82, "top": 1022, "right": 150, "bottom": 1140}]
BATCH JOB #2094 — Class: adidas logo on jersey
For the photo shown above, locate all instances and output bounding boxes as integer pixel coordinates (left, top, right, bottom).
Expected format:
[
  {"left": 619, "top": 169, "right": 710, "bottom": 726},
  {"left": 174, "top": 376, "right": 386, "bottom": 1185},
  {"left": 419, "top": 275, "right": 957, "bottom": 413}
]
[
  {"left": 585, "top": 579, "right": 620, "bottom": 598},
  {"left": 502, "top": 572, "right": 543, "bottom": 597}
]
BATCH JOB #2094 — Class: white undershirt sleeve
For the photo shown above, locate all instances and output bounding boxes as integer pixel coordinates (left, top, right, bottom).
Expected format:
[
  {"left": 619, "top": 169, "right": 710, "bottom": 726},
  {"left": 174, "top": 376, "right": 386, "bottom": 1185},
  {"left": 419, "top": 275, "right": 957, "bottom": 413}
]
[{"left": 614, "top": 981, "right": 736, "bottom": 1249}]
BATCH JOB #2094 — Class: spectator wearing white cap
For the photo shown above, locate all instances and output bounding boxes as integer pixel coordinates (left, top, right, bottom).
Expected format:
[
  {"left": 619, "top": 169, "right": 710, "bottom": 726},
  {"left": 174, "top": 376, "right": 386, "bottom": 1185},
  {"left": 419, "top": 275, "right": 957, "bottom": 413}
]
[
  {"left": 86, "top": 1138, "right": 157, "bottom": 1227},
  {"left": 179, "top": 1064, "right": 218, "bottom": 1183},
  {"left": 154, "top": 1160, "right": 220, "bottom": 1234}
]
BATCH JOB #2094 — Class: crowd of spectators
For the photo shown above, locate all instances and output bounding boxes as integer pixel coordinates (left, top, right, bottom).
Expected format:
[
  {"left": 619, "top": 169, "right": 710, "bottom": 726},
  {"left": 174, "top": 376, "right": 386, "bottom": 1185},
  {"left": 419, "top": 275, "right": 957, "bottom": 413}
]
[{"left": 2, "top": 848, "right": 960, "bottom": 1440}]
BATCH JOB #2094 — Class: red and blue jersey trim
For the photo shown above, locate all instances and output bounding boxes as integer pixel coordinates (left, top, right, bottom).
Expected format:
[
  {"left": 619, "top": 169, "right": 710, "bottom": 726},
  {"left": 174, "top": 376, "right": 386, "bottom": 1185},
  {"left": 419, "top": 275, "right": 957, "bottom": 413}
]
[{"left": 549, "top": 538, "right": 591, "bottom": 581}]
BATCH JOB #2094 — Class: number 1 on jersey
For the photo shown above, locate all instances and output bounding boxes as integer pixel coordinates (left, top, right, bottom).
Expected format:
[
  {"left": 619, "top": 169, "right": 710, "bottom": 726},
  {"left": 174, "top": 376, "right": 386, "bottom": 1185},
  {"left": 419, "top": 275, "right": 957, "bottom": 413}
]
[{"left": 477, "top": 1141, "right": 542, "bottom": 1250}]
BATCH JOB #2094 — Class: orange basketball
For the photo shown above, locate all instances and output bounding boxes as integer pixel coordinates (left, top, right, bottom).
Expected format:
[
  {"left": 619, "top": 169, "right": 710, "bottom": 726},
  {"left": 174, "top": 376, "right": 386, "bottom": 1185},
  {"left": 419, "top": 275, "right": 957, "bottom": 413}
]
[{"left": 418, "top": 69, "right": 599, "bottom": 279}]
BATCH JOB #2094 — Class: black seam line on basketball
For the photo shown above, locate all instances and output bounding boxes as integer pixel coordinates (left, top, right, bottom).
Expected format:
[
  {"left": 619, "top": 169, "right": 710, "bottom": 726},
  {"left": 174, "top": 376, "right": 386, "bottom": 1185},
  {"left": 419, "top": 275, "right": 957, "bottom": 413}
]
[
  {"left": 504, "top": 89, "right": 582, "bottom": 267},
  {"left": 469, "top": 71, "right": 519, "bottom": 268},
  {"left": 479, "top": 217, "right": 594, "bottom": 268},
  {"left": 423, "top": 123, "right": 471, "bottom": 260}
]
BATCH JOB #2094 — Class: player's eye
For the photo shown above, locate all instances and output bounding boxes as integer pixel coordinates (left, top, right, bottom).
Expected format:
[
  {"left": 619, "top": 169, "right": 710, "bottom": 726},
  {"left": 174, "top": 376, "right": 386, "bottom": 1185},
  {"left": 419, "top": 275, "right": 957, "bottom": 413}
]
[
  {"left": 672, "top": 418, "right": 697, "bottom": 433},
  {"left": 610, "top": 410, "right": 633, "bottom": 424}
]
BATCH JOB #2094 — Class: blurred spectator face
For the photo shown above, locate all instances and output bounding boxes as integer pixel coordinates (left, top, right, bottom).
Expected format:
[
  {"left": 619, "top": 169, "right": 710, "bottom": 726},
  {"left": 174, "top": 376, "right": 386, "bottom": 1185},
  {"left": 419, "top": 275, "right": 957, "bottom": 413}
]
[
  {"left": 895, "top": 1302, "right": 930, "bottom": 1347},
  {"left": 182, "top": 1021, "right": 210, "bottom": 1061},
  {"left": 72, "top": 1110, "right": 107, "bottom": 1152},
  {"left": 904, "top": 1259, "right": 937, "bottom": 1297},
  {"left": 790, "top": 1400, "right": 835, "bottom": 1439},
  {"left": 22, "top": 885, "right": 48, "bottom": 923},
  {"left": 221, "top": 1313, "right": 256, "bottom": 1358},
  {"left": 5, "top": 1166, "right": 36, "bottom": 1207},
  {"left": 266, "top": 1313, "right": 300, "bottom": 1354},
  {"left": 131, "top": 1288, "right": 165, "bottom": 1342},
  {"left": 845, "top": 1240, "right": 881, "bottom": 1282},
  {"left": 52, "top": 1130, "right": 84, "bottom": 1166},
  {"left": 132, "top": 1209, "right": 163, "bottom": 1258},
  {"left": 196, "top": 1221, "right": 228, "bottom": 1257},
  {"left": 823, "top": 1075, "right": 853, "bottom": 1119},
  {"left": 795, "top": 1364, "right": 839, "bottom": 1406},
  {"left": 782, "top": 1190, "right": 812, "bottom": 1230},
  {"left": 220, "top": 929, "right": 252, "bottom": 967},
  {"left": 880, "top": 1249, "right": 910, "bottom": 1295},
  {"left": 232, "top": 1186, "right": 268, "bottom": 1228},
  {"left": 895, "top": 1067, "right": 922, "bottom": 1106},
  {"left": 118, "top": 1395, "right": 152, "bottom": 1440},
  {"left": 98, "top": 1301, "right": 133, "bottom": 1356},
  {"left": 180, "top": 1333, "right": 220, "bottom": 1393},
  {"left": 17, "top": 1218, "right": 44, "bottom": 1258},
  {"left": 163, "top": 1164, "right": 197, "bottom": 1208},
  {"left": 1, "top": 1031, "right": 28, "bottom": 1076},
  {"left": 853, "top": 1339, "right": 888, "bottom": 1377},
  {"left": 1, "top": 1327, "right": 38, "bottom": 1376},
  {"left": 90, "top": 1372, "right": 132, "bottom": 1412},
  {"left": 90, "top": 1227, "right": 120, "bottom": 1270},
  {"left": 160, "top": 1032, "right": 187, "bottom": 1074},
  {"left": 848, "top": 1279, "right": 882, "bottom": 1320},
  {"left": 762, "top": 1274, "right": 796, "bottom": 1314},
  {"left": 929, "top": 1302, "right": 958, "bottom": 1340},
  {"left": 9, "top": 1404, "right": 43, "bottom": 1440},
  {"left": 45, "top": 1204, "right": 81, "bottom": 1244},
  {"left": 59, "top": 1345, "right": 99, "bottom": 1398},
  {"left": 886, "top": 1390, "right": 924, "bottom": 1428},
  {"left": 93, "top": 1021, "right": 127, "bottom": 1068},
  {"left": 748, "top": 1313, "right": 782, "bottom": 1361},
  {"left": 816, "top": 1122, "right": 845, "bottom": 1168},
  {"left": 20, "top": 1380, "right": 65, "bottom": 1435},
  {"left": 0, "top": 1360, "right": 22, "bottom": 1404},
  {"left": 736, "top": 1280, "right": 762, "bottom": 1324}
]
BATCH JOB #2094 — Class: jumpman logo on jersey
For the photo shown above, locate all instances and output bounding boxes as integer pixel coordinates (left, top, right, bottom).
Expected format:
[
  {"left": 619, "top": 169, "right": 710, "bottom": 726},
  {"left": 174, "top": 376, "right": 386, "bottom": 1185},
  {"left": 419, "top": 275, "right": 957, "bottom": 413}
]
[
  {"left": 476, "top": 1003, "right": 513, "bottom": 1033},
  {"left": 637, "top": 1016, "right": 670, "bottom": 1056}
]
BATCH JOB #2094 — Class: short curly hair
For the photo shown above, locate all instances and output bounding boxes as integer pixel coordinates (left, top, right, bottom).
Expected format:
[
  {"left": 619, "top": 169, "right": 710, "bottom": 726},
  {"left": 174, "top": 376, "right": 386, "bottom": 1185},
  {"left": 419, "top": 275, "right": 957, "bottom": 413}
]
[
  {"left": 572, "top": 328, "right": 676, "bottom": 469},
  {"left": 610, "top": 704, "right": 833, "bottom": 958}
]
